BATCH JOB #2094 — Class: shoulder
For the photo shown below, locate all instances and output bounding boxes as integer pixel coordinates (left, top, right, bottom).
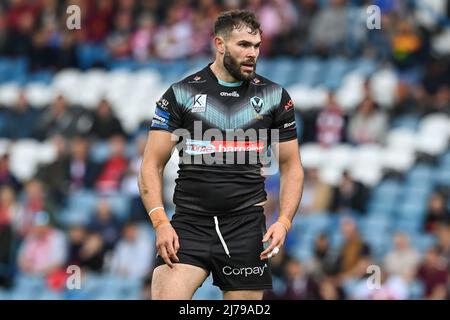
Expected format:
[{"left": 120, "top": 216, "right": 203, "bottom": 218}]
[
  {"left": 172, "top": 68, "right": 209, "bottom": 88},
  {"left": 251, "top": 74, "right": 283, "bottom": 90},
  {"left": 251, "top": 74, "right": 289, "bottom": 99}
]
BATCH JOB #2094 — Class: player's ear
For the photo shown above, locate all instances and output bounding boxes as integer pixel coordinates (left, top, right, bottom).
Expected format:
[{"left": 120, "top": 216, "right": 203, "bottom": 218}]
[{"left": 214, "top": 36, "right": 225, "bottom": 55}]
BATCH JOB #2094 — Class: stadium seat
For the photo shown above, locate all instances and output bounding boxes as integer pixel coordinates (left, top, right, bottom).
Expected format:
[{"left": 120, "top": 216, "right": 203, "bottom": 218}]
[
  {"left": 321, "top": 57, "right": 351, "bottom": 90},
  {"left": 25, "top": 83, "right": 56, "bottom": 108},
  {"left": 369, "top": 68, "right": 398, "bottom": 109},
  {"left": 0, "top": 83, "right": 20, "bottom": 107},
  {"left": 386, "top": 128, "right": 417, "bottom": 152},
  {"left": 299, "top": 143, "right": 325, "bottom": 169},
  {"left": 335, "top": 72, "right": 365, "bottom": 111},
  {"left": 382, "top": 147, "right": 415, "bottom": 172},
  {"left": 9, "top": 139, "right": 40, "bottom": 181},
  {"left": 391, "top": 115, "right": 421, "bottom": 131}
]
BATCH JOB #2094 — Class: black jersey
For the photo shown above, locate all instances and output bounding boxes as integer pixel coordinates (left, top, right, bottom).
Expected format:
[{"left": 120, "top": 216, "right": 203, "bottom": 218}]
[{"left": 150, "top": 64, "right": 298, "bottom": 215}]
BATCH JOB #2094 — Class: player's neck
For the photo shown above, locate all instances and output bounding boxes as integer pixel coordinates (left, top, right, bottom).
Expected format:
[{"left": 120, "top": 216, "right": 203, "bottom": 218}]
[{"left": 210, "top": 61, "right": 240, "bottom": 84}]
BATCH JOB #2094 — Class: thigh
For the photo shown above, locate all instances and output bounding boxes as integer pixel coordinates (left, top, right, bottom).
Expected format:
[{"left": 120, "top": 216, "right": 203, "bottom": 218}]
[
  {"left": 223, "top": 290, "right": 264, "bottom": 300},
  {"left": 151, "top": 263, "right": 209, "bottom": 300}
]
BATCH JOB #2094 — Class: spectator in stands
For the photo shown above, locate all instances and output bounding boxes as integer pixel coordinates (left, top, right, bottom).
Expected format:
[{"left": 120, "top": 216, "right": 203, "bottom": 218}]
[
  {"left": 334, "top": 217, "right": 371, "bottom": 277},
  {"left": 279, "top": 258, "right": 320, "bottom": 300},
  {"left": 424, "top": 192, "right": 450, "bottom": 234},
  {"left": 384, "top": 232, "right": 421, "bottom": 281},
  {"left": 67, "top": 136, "right": 99, "bottom": 192},
  {"left": 34, "top": 95, "right": 91, "bottom": 140},
  {"left": 109, "top": 221, "right": 154, "bottom": 279},
  {"left": 88, "top": 198, "right": 121, "bottom": 250},
  {"left": 0, "top": 154, "right": 21, "bottom": 192},
  {"left": 66, "top": 224, "right": 87, "bottom": 268},
  {"left": 347, "top": 97, "right": 388, "bottom": 145},
  {"left": 0, "top": 184, "right": 22, "bottom": 228},
  {"left": 309, "top": 0, "right": 348, "bottom": 56},
  {"left": 17, "top": 211, "right": 66, "bottom": 276},
  {"left": 317, "top": 275, "right": 346, "bottom": 300},
  {"left": 3, "top": 92, "right": 39, "bottom": 140},
  {"left": 390, "top": 18, "right": 424, "bottom": 71},
  {"left": 13, "top": 178, "right": 56, "bottom": 238},
  {"left": 95, "top": 135, "right": 128, "bottom": 193},
  {"left": 67, "top": 223, "right": 107, "bottom": 273},
  {"left": 426, "top": 85, "right": 450, "bottom": 116},
  {"left": 300, "top": 168, "right": 332, "bottom": 214},
  {"left": 131, "top": 13, "right": 156, "bottom": 62},
  {"left": 85, "top": 0, "right": 115, "bottom": 43},
  {"left": 89, "top": 99, "right": 126, "bottom": 141},
  {"left": 436, "top": 225, "right": 450, "bottom": 267},
  {"left": 329, "top": 171, "right": 369, "bottom": 215},
  {"left": 306, "top": 233, "right": 335, "bottom": 278},
  {"left": 35, "top": 134, "right": 69, "bottom": 204},
  {"left": 316, "top": 92, "right": 346, "bottom": 147},
  {"left": 0, "top": 186, "right": 17, "bottom": 288},
  {"left": 391, "top": 82, "right": 427, "bottom": 118},
  {"left": 3, "top": 1, "right": 36, "bottom": 57},
  {"left": 153, "top": 5, "right": 194, "bottom": 60},
  {"left": 77, "top": 231, "right": 107, "bottom": 273},
  {"left": 269, "top": 0, "right": 318, "bottom": 57},
  {"left": 352, "top": 269, "right": 410, "bottom": 300},
  {"left": 416, "top": 247, "right": 449, "bottom": 299},
  {"left": 106, "top": 10, "right": 133, "bottom": 60}
]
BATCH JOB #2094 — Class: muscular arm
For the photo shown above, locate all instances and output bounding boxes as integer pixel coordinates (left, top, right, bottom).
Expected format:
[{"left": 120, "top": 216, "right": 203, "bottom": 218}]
[
  {"left": 277, "top": 139, "right": 304, "bottom": 222},
  {"left": 139, "top": 130, "right": 180, "bottom": 268},
  {"left": 260, "top": 139, "right": 304, "bottom": 260},
  {"left": 138, "top": 130, "right": 178, "bottom": 212}
]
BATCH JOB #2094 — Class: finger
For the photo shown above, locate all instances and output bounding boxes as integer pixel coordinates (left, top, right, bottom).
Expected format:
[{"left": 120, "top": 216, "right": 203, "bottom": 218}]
[
  {"left": 262, "top": 228, "right": 274, "bottom": 243},
  {"left": 166, "top": 240, "right": 179, "bottom": 263},
  {"left": 160, "top": 246, "right": 173, "bottom": 268},
  {"left": 260, "top": 238, "right": 281, "bottom": 259},
  {"left": 173, "top": 235, "right": 180, "bottom": 253}
]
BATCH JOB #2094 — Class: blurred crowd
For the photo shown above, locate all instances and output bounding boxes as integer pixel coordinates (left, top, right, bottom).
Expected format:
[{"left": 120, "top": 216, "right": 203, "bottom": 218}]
[{"left": 0, "top": 0, "right": 449, "bottom": 299}]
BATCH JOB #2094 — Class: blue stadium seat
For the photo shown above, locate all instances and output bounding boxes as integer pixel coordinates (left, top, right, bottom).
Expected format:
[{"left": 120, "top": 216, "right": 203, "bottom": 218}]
[
  {"left": 269, "top": 57, "right": 296, "bottom": 87},
  {"left": 411, "top": 234, "right": 437, "bottom": 254},
  {"left": 77, "top": 44, "right": 109, "bottom": 70},
  {"left": 0, "top": 289, "right": 11, "bottom": 300},
  {"left": 350, "top": 58, "right": 377, "bottom": 77},
  {"left": 394, "top": 219, "right": 423, "bottom": 235},
  {"left": 293, "top": 57, "right": 322, "bottom": 86},
  {"left": 406, "top": 164, "right": 435, "bottom": 184},
  {"left": 27, "top": 71, "right": 54, "bottom": 85},
  {"left": 67, "top": 190, "right": 98, "bottom": 213},
  {"left": 58, "top": 208, "right": 92, "bottom": 227},
  {"left": 321, "top": 58, "right": 351, "bottom": 90},
  {"left": 439, "top": 150, "right": 450, "bottom": 168},
  {"left": 10, "top": 274, "right": 46, "bottom": 300},
  {"left": 89, "top": 141, "right": 111, "bottom": 163},
  {"left": 391, "top": 115, "right": 420, "bottom": 131},
  {"left": 435, "top": 168, "right": 450, "bottom": 187},
  {"left": 360, "top": 216, "right": 391, "bottom": 234}
]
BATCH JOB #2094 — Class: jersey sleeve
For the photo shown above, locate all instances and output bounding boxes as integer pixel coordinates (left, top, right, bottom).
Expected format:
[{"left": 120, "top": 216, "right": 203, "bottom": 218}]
[
  {"left": 150, "top": 86, "right": 183, "bottom": 133},
  {"left": 271, "top": 88, "right": 298, "bottom": 142}
]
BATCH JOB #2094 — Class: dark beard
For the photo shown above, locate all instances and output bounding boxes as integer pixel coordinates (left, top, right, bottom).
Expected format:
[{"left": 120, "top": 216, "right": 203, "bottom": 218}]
[{"left": 223, "top": 50, "right": 256, "bottom": 81}]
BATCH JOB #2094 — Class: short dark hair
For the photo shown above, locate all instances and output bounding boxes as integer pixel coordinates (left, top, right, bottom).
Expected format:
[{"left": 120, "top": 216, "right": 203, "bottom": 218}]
[{"left": 214, "top": 10, "right": 262, "bottom": 38}]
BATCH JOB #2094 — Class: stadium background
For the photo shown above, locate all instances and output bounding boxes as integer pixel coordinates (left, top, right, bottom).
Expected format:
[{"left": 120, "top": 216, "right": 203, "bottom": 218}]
[{"left": 0, "top": 0, "right": 449, "bottom": 300}]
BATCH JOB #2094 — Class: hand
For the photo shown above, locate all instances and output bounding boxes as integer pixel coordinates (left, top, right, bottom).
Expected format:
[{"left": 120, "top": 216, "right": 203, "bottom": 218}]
[
  {"left": 260, "top": 222, "right": 287, "bottom": 260},
  {"left": 155, "top": 224, "right": 180, "bottom": 268}
]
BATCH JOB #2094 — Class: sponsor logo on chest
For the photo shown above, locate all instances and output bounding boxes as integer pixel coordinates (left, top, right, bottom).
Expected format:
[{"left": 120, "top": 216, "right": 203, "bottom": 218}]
[{"left": 191, "top": 94, "right": 207, "bottom": 113}]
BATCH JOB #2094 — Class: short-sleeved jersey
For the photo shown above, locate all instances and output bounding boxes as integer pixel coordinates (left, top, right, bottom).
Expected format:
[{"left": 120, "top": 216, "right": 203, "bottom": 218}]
[{"left": 151, "top": 64, "right": 298, "bottom": 215}]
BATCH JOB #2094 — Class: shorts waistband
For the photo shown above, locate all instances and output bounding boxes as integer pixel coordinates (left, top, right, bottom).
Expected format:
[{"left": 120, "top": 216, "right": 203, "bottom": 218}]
[{"left": 174, "top": 205, "right": 264, "bottom": 218}]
